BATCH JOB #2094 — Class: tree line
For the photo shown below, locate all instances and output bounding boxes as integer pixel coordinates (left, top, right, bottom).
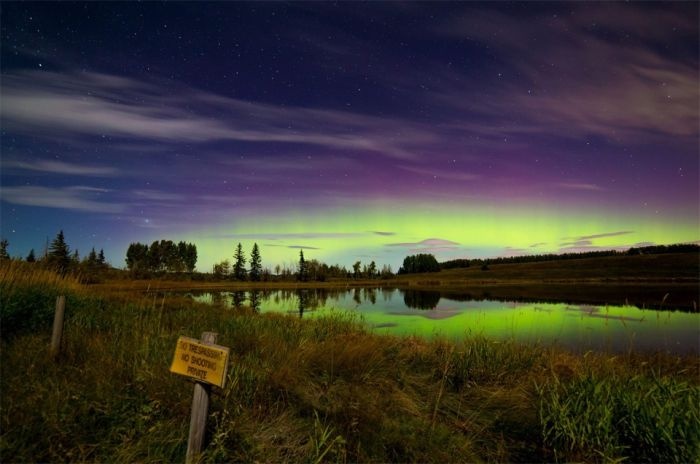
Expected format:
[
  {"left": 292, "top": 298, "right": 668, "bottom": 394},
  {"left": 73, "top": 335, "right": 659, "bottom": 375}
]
[
  {"left": 125, "top": 240, "right": 197, "bottom": 274},
  {"left": 212, "top": 243, "right": 263, "bottom": 280},
  {"left": 212, "top": 246, "right": 393, "bottom": 282},
  {"left": 0, "top": 231, "right": 110, "bottom": 281},
  {"left": 440, "top": 243, "right": 700, "bottom": 270}
]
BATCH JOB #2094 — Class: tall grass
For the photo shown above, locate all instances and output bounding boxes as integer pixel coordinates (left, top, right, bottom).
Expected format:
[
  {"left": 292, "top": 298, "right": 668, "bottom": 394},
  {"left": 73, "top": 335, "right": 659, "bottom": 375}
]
[
  {"left": 0, "top": 260, "right": 90, "bottom": 338},
  {"left": 1, "top": 262, "right": 699, "bottom": 462},
  {"left": 538, "top": 371, "right": 700, "bottom": 463}
]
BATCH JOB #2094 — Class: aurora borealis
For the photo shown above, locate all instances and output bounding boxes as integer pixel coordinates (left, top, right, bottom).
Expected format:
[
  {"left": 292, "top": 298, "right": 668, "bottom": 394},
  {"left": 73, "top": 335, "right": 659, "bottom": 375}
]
[{"left": 1, "top": 2, "right": 698, "bottom": 271}]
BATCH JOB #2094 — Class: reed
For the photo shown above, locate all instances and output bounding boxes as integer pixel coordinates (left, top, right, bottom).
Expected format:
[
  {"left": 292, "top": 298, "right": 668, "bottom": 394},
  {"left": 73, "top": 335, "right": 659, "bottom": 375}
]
[
  {"left": 538, "top": 370, "right": 700, "bottom": 462},
  {"left": 1, "top": 263, "right": 698, "bottom": 462}
]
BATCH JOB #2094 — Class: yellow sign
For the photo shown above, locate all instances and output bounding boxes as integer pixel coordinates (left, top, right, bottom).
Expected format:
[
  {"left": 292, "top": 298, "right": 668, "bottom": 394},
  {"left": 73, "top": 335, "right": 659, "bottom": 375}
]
[{"left": 170, "top": 336, "right": 230, "bottom": 388}]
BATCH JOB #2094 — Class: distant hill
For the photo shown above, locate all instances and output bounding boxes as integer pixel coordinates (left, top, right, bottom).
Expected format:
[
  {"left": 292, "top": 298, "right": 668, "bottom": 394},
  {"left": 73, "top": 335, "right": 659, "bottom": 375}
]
[
  {"left": 440, "top": 243, "right": 699, "bottom": 270},
  {"left": 396, "top": 252, "right": 699, "bottom": 310}
]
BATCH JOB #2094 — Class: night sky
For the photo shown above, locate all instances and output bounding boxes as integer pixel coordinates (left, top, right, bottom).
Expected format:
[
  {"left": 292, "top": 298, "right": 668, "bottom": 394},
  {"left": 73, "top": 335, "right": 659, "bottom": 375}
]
[{"left": 1, "top": 2, "right": 698, "bottom": 271}]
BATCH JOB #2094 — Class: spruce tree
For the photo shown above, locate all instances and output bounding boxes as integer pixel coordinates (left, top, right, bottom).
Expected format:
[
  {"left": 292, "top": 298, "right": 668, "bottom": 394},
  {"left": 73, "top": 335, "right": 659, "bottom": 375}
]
[
  {"left": 48, "top": 230, "right": 71, "bottom": 274},
  {"left": 233, "top": 242, "right": 247, "bottom": 281},
  {"left": 88, "top": 248, "right": 98, "bottom": 264},
  {"left": 249, "top": 243, "right": 262, "bottom": 281},
  {"left": 0, "top": 239, "right": 9, "bottom": 261},
  {"left": 297, "top": 250, "right": 308, "bottom": 282},
  {"left": 26, "top": 249, "right": 36, "bottom": 263}
]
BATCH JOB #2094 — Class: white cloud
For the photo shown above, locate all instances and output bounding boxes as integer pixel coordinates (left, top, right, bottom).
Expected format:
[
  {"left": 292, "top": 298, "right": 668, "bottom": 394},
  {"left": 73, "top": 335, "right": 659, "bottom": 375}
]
[
  {"left": 3, "top": 159, "right": 119, "bottom": 176},
  {"left": 0, "top": 70, "right": 436, "bottom": 159},
  {"left": 437, "top": 6, "right": 699, "bottom": 142},
  {"left": 386, "top": 238, "right": 460, "bottom": 247},
  {"left": 0, "top": 185, "right": 124, "bottom": 213}
]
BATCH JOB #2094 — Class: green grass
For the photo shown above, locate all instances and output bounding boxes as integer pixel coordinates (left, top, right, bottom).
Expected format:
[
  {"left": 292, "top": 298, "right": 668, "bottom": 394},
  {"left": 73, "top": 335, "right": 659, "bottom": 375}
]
[
  {"left": 1, "top": 262, "right": 699, "bottom": 462},
  {"left": 538, "top": 371, "right": 700, "bottom": 462}
]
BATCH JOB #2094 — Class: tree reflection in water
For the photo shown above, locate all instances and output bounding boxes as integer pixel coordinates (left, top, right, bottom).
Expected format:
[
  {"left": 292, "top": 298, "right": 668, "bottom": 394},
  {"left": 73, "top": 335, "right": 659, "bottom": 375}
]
[
  {"left": 249, "top": 290, "right": 261, "bottom": 312},
  {"left": 297, "top": 289, "right": 307, "bottom": 318},
  {"left": 402, "top": 290, "right": 441, "bottom": 310},
  {"left": 229, "top": 291, "right": 245, "bottom": 310}
]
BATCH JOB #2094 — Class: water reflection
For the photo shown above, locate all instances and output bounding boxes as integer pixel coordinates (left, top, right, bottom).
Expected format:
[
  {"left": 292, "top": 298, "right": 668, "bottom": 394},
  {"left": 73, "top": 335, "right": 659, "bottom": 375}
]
[
  {"left": 402, "top": 290, "right": 441, "bottom": 309},
  {"left": 249, "top": 290, "right": 261, "bottom": 312},
  {"left": 187, "top": 287, "right": 700, "bottom": 354},
  {"left": 232, "top": 291, "right": 246, "bottom": 310},
  {"left": 298, "top": 289, "right": 308, "bottom": 318}
]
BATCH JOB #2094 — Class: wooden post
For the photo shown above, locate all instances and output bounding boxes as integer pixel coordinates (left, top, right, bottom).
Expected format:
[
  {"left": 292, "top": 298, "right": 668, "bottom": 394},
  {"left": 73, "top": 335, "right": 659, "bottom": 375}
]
[
  {"left": 185, "top": 331, "right": 217, "bottom": 464},
  {"left": 50, "top": 295, "right": 66, "bottom": 358}
]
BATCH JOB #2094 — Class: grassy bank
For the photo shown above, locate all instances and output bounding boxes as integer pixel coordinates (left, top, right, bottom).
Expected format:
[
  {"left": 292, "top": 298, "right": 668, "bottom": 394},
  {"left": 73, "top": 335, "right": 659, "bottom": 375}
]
[{"left": 2, "top": 261, "right": 699, "bottom": 462}]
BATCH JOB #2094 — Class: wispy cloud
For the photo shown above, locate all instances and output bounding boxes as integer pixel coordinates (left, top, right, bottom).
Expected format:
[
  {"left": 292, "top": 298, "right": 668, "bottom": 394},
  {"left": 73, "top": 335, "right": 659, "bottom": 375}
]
[
  {"left": 529, "top": 242, "right": 547, "bottom": 248},
  {"left": 3, "top": 159, "right": 119, "bottom": 176},
  {"left": 555, "top": 182, "right": 606, "bottom": 192},
  {"left": 568, "top": 231, "right": 634, "bottom": 241},
  {"left": 216, "top": 232, "right": 361, "bottom": 240},
  {"left": 287, "top": 245, "right": 320, "bottom": 250},
  {"left": 132, "top": 190, "right": 186, "bottom": 201},
  {"left": 371, "top": 231, "right": 395, "bottom": 236},
  {"left": 0, "top": 185, "right": 124, "bottom": 213},
  {"left": 437, "top": 5, "right": 699, "bottom": 142},
  {"left": 0, "top": 70, "right": 436, "bottom": 159},
  {"left": 498, "top": 247, "right": 530, "bottom": 257},
  {"left": 386, "top": 238, "right": 459, "bottom": 247},
  {"left": 398, "top": 165, "right": 480, "bottom": 182},
  {"left": 408, "top": 246, "right": 460, "bottom": 254},
  {"left": 560, "top": 240, "right": 593, "bottom": 247}
]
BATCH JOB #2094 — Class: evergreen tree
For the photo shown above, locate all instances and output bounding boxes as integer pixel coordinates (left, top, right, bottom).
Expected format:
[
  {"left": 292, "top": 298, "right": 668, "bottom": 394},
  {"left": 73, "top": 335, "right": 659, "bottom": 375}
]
[
  {"left": 0, "top": 239, "right": 9, "bottom": 261},
  {"left": 98, "top": 248, "right": 106, "bottom": 265},
  {"left": 48, "top": 230, "right": 71, "bottom": 273},
  {"left": 233, "top": 243, "right": 247, "bottom": 280},
  {"left": 249, "top": 243, "right": 262, "bottom": 281},
  {"left": 26, "top": 249, "right": 36, "bottom": 263},
  {"left": 88, "top": 248, "right": 98, "bottom": 264},
  {"left": 297, "top": 250, "right": 308, "bottom": 282}
]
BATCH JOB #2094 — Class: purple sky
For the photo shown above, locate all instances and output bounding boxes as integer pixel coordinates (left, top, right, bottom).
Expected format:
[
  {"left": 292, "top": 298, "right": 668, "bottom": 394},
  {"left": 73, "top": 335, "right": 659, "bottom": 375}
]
[{"left": 1, "top": 2, "right": 698, "bottom": 270}]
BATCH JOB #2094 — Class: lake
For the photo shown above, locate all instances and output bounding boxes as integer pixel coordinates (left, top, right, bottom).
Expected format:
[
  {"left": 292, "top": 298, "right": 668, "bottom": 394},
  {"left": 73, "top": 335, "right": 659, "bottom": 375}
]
[{"left": 189, "top": 287, "right": 700, "bottom": 354}]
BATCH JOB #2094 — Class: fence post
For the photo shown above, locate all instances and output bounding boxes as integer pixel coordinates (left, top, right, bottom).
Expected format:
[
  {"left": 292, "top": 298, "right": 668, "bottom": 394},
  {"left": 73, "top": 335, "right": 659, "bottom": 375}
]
[
  {"left": 185, "top": 331, "right": 217, "bottom": 464},
  {"left": 50, "top": 295, "right": 66, "bottom": 358}
]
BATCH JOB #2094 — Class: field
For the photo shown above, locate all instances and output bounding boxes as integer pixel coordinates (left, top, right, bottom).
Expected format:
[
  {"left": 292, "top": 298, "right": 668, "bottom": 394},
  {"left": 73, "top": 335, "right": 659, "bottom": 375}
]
[{"left": 1, "top": 259, "right": 700, "bottom": 462}]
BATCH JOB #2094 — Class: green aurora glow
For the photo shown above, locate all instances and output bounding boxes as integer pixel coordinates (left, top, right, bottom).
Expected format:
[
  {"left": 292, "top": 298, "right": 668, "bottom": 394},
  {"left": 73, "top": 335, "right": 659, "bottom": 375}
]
[{"left": 172, "top": 205, "right": 699, "bottom": 270}]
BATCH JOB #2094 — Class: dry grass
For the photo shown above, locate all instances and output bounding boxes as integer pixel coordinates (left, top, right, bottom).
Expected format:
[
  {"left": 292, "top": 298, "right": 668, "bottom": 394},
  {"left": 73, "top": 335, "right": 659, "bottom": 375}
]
[{"left": 1, "top": 261, "right": 699, "bottom": 462}]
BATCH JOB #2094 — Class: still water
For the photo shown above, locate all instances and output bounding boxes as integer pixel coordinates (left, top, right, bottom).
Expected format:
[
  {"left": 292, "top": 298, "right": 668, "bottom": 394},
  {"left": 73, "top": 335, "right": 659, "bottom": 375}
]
[{"left": 190, "top": 288, "right": 700, "bottom": 354}]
